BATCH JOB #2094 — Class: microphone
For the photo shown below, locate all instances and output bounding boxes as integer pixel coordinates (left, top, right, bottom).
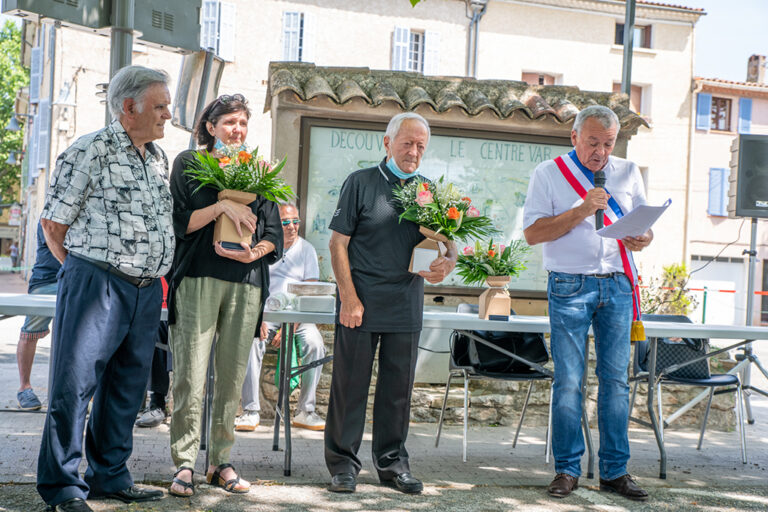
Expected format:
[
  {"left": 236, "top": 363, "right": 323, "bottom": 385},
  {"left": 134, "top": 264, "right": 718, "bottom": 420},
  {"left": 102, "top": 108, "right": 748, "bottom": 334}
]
[{"left": 594, "top": 170, "right": 606, "bottom": 230}]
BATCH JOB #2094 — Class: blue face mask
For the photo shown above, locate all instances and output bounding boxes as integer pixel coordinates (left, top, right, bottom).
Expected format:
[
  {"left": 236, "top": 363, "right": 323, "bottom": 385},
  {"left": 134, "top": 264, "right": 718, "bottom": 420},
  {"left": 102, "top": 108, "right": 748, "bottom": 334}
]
[
  {"left": 214, "top": 138, "right": 247, "bottom": 152},
  {"left": 386, "top": 157, "right": 420, "bottom": 180}
]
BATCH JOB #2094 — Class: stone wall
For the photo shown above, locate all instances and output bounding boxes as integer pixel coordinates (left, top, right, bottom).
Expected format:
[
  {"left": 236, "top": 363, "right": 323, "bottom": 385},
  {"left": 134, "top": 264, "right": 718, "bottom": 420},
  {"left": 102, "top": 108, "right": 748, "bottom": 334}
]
[{"left": 253, "top": 325, "right": 740, "bottom": 432}]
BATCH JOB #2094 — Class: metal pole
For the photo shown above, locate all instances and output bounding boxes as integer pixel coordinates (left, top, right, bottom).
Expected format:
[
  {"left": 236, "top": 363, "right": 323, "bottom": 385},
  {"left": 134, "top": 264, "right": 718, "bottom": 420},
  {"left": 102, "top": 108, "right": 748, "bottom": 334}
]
[
  {"left": 620, "top": 0, "right": 636, "bottom": 96},
  {"left": 107, "top": 0, "right": 135, "bottom": 124},
  {"left": 188, "top": 49, "right": 216, "bottom": 150},
  {"left": 742, "top": 218, "right": 758, "bottom": 421},
  {"left": 702, "top": 287, "right": 707, "bottom": 323}
]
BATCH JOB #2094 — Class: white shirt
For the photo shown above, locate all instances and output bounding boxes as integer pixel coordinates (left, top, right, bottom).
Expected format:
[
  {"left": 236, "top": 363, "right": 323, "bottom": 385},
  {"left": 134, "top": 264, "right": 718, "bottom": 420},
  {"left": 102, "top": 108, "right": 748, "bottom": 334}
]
[
  {"left": 269, "top": 236, "right": 320, "bottom": 296},
  {"left": 522, "top": 152, "right": 646, "bottom": 275}
]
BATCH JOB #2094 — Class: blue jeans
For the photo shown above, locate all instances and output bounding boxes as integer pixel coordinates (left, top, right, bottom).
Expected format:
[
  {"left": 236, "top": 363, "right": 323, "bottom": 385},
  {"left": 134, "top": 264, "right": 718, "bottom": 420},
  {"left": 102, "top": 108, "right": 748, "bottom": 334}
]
[{"left": 548, "top": 271, "right": 633, "bottom": 480}]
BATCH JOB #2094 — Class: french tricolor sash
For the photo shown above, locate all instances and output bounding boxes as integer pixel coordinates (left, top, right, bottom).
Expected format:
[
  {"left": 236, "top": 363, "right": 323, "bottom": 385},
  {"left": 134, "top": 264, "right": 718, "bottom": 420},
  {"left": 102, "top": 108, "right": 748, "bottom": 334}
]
[{"left": 554, "top": 150, "right": 645, "bottom": 341}]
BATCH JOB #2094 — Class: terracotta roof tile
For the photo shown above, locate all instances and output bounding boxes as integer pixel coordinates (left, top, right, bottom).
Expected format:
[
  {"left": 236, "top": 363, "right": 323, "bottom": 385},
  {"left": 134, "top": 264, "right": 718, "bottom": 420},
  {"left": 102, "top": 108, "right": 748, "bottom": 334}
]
[
  {"left": 637, "top": 1, "right": 704, "bottom": 12},
  {"left": 266, "top": 63, "right": 649, "bottom": 132}
]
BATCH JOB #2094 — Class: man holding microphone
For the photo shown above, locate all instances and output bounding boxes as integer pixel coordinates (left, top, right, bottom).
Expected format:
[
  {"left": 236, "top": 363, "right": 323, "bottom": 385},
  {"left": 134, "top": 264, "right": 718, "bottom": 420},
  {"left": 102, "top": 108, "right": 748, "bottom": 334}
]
[{"left": 523, "top": 105, "right": 651, "bottom": 501}]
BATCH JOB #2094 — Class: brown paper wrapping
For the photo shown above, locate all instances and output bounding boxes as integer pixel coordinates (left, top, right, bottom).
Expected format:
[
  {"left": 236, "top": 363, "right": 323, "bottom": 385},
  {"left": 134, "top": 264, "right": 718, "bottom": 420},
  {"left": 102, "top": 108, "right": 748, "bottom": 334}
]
[
  {"left": 478, "top": 276, "right": 512, "bottom": 319},
  {"left": 409, "top": 226, "right": 450, "bottom": 274},
  {"left": 213, "top": 189, "right": 258, "bottom": 247}
]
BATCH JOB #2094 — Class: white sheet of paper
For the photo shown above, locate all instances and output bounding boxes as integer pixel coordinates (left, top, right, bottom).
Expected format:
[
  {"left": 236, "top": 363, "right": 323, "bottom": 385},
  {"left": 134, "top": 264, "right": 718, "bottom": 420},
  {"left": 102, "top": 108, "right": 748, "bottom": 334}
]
[
  {"left": 597, "top": 199, "right": 671, "bottom": 239},
  {"left": 411, "top": 247, "right": 439, "bottom": 274}
]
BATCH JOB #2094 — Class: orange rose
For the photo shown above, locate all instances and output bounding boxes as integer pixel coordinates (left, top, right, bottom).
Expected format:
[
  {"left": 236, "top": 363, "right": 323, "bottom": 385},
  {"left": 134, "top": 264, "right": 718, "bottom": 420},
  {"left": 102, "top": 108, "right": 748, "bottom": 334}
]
[
  {"left": 218, "top": 156, "right": 231, "bottom": 165},
  {"left": 488, "top": 249, "right": 496, "bottom": 258},
  {"left": 420, "top": 182, "right": 429, "bottom": 191},
  {"left": 461, "top": 196, "right": 471, "bottom": 203},
  {"left": 446, "top": 207, "right": 461, "bottom": 220},
  {"left": 238, "top": 151, "right": 252, "bottom": 163}
]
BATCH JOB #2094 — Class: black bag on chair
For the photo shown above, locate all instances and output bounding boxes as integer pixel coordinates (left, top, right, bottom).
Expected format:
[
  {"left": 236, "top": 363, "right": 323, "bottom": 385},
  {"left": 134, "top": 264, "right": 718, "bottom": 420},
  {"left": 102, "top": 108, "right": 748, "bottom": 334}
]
[
  {"left": 647, "top": 337, "right": 710, "bottom": 380},
  {"left": 451, "top": 329, "right": 549, "bottom": 374}
]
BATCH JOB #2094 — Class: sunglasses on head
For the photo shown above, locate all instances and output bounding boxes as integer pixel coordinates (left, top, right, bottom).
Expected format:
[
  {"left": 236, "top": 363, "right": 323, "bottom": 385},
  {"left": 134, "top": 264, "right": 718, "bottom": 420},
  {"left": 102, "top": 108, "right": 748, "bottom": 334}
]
[
  {"left": 215, "top": 93, "right": 247, "bottom": 106},
  {"left": 281, "top": 219, "right": 301, "bottom": 226}
]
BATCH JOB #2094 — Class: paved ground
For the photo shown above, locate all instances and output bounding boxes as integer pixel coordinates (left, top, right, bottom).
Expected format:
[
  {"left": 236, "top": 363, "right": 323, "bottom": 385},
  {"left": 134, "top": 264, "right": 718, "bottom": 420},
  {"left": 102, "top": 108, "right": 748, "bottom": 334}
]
[{"left": 2, "top": 271, "right": 768, "bottom": 511}]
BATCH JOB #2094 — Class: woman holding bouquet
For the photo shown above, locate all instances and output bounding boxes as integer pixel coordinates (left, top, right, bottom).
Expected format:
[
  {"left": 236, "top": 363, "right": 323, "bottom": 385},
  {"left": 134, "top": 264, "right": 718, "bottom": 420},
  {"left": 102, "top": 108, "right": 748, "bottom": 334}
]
[{"left": 166, "top": 94, "right": 283, "bottom": 497}]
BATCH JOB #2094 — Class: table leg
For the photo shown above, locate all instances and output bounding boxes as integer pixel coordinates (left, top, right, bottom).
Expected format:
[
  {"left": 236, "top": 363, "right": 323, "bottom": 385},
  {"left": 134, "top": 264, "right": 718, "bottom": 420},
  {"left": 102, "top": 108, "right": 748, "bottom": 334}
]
[
  {"left": 272, "top": 324, "right": 288, "bottom": 452},
  {"left": 283, "top": 322, "right": 295, "bottom": 477},
  {"left": 646, "top": 337, "right": 666, "bottom": 479}
]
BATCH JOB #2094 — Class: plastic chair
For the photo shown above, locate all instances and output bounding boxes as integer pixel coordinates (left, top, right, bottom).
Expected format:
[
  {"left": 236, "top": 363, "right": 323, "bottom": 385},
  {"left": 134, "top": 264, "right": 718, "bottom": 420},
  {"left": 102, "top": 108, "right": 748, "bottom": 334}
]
[
  {"left": 435, "top": 303, "right": 594, "bottom": 477},
  {"left": 629, "top": 314, "right": 747, "bottom": 465}
]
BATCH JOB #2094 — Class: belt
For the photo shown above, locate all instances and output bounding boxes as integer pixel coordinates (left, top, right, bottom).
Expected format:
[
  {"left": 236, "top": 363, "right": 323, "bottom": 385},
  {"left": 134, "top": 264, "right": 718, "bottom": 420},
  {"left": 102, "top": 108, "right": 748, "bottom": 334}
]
[
  {"left": 589, "top": 272, "right": 622, "bottom": 279},
  {"left": 70, "top": 253, "right": 156, "bottom": 288}
]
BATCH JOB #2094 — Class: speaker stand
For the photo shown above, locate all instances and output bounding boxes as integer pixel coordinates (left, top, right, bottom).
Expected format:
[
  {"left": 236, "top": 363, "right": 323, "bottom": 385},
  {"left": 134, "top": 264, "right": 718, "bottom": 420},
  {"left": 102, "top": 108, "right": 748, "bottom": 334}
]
[{"left": 738, "top": 217, "right": 765, "bottom": 424}]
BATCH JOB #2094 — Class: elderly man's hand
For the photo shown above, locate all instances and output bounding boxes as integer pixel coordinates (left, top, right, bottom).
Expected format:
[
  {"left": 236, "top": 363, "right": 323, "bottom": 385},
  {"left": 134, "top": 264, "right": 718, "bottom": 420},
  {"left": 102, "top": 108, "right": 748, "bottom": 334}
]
[
  {"left": 622, "top": 230, "right": 653, "bottom": 251},
  {"left": 340, "top": 296, "right": 364, "bottom": 329},
  {"left": 419, "top": 255, "right": 457, "bottom": 284}
]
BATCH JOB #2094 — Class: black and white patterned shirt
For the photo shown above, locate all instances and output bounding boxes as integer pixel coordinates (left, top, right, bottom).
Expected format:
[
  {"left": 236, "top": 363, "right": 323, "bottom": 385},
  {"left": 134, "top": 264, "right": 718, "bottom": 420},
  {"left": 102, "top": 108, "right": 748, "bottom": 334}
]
[{"left": 42, "top": 120, "right": 175, "bottom": 278}]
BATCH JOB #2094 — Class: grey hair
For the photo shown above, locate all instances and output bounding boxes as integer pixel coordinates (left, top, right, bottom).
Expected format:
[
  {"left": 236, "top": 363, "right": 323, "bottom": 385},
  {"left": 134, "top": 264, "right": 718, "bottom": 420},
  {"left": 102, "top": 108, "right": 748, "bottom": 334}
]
[
  {"left": 573, "top": 105, "right": 619, "bottom": 134},
  {"left": 279, "top": 202, "right": 299, "bottom": 211},
  {"left": 107, "top": 66, "right": 170, "bottom": 119},
  {"left": 385, "top": 112, "right": 431, "bottom": 142}
]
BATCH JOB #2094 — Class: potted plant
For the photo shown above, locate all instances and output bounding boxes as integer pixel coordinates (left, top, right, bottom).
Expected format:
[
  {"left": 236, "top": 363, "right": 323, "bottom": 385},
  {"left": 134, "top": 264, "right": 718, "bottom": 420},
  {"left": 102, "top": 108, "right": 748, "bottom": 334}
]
[
  {"left": 184, "top": 145, "right": 294, "bottom": 248},
  {"left": 392, "top": 177, "right": 498, "bottom": 273},
  {"left": 456, "top": 239, "right": 530, "bottom": 319}
]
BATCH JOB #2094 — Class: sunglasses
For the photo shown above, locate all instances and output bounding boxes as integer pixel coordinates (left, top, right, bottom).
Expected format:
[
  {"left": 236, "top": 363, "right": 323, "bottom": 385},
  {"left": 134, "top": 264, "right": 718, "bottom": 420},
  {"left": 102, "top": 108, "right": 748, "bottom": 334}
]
[
  {"left": 215, "top": 93, "right": 247, "bottom": 106},
  {"left": 281, "top": 219, "right": 301, "bottom": 226}
]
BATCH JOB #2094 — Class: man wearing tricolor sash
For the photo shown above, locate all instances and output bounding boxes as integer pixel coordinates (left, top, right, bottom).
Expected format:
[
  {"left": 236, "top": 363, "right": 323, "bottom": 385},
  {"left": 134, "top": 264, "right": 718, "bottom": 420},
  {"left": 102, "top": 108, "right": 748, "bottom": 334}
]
[{"left": 523, "top": 105, "right": 651, "bottom": 501}]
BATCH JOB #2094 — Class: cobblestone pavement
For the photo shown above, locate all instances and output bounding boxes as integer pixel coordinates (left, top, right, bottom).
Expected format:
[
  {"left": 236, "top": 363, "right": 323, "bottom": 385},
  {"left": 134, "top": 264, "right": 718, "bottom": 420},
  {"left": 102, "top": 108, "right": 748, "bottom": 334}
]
[{"left": 2, "top": 271, "right": 768, "bottom": 511}]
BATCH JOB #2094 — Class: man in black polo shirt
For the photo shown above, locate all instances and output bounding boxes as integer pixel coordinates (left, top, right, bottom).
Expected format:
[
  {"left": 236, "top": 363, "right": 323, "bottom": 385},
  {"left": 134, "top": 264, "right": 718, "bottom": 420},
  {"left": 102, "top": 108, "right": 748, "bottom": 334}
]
[{"left": 325, "top": 112, "right": 457, "bottom": 495}]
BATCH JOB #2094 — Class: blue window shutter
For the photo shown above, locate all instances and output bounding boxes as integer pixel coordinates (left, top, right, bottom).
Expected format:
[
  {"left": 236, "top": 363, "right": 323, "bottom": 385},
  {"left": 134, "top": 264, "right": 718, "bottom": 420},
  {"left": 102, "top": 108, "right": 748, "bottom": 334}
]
[
  {"left": 696, "top": 93, "right": 711, "bottom": 130},
  {"left": 738, "top": 97, "right": 752, "bottom": 134},
  {"left": 708, "top": 168, "right": 727, "bottom": 216}
]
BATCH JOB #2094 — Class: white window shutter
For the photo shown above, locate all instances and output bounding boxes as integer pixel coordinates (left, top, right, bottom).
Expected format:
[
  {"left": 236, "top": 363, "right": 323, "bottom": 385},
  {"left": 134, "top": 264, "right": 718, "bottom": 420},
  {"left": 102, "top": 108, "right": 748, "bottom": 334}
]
[
  {"left": 391, "top": 26, "right": 410, "bottom": 71},
  {"left": 29, "top": 47, "right": 42, "bottom": 103},
  {"left": 36, "top": 99, "right": 51, "bottom": 171},
  {"left": 423, "top": 30, "right": 440, "bottom": 75},
  {"left": 200, "top": 0, "right": 219, "bottom": 51},
  {"left": 282, "top": 12, "right": 301, "bottom": 61},
  {"left": 301, "top": 11, "right": 314, "bottom": 63},
  {"left": 217, "top": 2, "right": 236, "bottom": 61}
]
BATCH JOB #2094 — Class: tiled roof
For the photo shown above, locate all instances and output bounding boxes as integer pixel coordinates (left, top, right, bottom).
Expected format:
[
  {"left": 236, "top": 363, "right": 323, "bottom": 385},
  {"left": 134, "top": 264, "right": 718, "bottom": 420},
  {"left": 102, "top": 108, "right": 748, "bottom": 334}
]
[
  {"left": 695, "top": 77, "right": 768, "bottom": 90},
  {"left": 636, "top": 1, "right": 704, "bottom": 12},
  {"left": 265, "top": 63, "right": 649, "bottom": 132}
]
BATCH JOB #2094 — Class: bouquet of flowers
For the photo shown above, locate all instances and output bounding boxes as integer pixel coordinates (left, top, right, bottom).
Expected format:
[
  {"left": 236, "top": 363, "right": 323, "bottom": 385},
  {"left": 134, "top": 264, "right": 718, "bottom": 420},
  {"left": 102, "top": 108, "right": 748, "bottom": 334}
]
[
  {"left": 184, "top": 145, "right": 294, "bottom": 249},
  {"left": 456, "top": 239, "right": 530, "bottom": 286},
  {"left": 184, "top": 145, "right": 294, "bottom": 202},
  {"left": 392, "top": 176, "right": 498, "bottom": 273},
  {"left": 392, "top": 176, "right": 498, "bottom": 241}
]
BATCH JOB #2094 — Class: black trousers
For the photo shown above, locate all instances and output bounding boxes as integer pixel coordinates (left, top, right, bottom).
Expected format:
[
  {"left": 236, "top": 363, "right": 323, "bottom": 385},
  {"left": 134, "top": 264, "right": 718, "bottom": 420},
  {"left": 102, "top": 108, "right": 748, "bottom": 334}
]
[
  {"left": 147, "top": 321, "right": 170, "bottom": 401},
  {"left": 324, "top": 325, "right": 420, "bottom": 478}
]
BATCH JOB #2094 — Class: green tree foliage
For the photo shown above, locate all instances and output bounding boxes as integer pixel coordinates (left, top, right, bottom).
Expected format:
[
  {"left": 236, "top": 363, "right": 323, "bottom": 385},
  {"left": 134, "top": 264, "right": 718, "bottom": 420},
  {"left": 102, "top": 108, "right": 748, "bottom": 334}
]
[
  {"left": 641, "top": 263, "right": 698, "bottom": 316},
  {"left": 0, "top": 21, "right": 28, "bottom": 202},
  {"left": 410, "top": 0, "right": 423, "bottom": 6}
]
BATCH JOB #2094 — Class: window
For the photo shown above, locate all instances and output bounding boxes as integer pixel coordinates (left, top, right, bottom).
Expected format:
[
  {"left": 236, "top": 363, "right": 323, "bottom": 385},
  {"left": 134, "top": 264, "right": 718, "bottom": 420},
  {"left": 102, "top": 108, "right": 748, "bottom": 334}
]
[
  {"left": 392, "top": 27, "right": 439, "bottom": 75},
  {"left": 711, "top": 97, "right": 732, "bottom": 131},
  {"left": 200, "top": 0, "right": 236, "bottom": 62},
  {"left": 615, "top": 23, "right": 652, "bottom": 49},
  {"left": 521, "top": 72, "right": 556, "bottom": 86},
  {"left": 612, "top": 82, "right": 645, "bottom": 114},
  {"left": 282, "top": 12, "right": 304, "bottom": 61},
  {"left": 707, "top": 167, "right": 729, "bottom": 217}
]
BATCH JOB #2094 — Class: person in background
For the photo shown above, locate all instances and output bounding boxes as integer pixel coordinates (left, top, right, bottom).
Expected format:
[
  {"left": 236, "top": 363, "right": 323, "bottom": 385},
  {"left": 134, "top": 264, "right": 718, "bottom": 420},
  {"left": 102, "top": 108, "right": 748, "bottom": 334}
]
[
  {"left": 166, "top": 94, "right": 282, "bottom": 497},
  {"left": 37, "top": 65, "right": 174, "bottom": 512},
  {"left": 236, "top": 202, "right": 326, "bottom": 432},
  {"left": 16, "top": 221, "right": 61, "bottom": 411},
  {"left": 523, "top": 105, "right": 651, "bottom": 502},
  {"left": 9, "top": 240, "right": 19, "bottom": 272}
]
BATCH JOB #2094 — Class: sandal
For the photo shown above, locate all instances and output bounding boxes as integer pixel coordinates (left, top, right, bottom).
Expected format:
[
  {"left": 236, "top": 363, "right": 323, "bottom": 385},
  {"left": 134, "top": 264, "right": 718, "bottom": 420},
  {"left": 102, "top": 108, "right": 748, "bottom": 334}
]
[
  {"left": 169, "top": 466, "right": 195, "bottom": 497},
  {"left": 206, "top": 463, "right": 250, "bottom": 493}
]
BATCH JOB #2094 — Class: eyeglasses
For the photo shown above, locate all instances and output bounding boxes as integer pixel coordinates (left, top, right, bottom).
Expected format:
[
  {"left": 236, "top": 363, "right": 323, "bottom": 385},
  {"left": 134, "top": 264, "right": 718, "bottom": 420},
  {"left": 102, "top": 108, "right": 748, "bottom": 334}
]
[{"left": 281, "top": 219, "right": 301, "bottom": 226}]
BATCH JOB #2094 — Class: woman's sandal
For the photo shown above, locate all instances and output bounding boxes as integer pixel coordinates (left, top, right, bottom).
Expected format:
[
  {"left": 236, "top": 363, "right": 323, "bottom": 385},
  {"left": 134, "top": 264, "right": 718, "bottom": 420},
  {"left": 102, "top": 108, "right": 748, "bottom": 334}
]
[
  {"left": 169, "top": 466, "right": 195, "bottom": 497},
  {"left": 206, "top": 463, "right": 250, "bottom": 493}
]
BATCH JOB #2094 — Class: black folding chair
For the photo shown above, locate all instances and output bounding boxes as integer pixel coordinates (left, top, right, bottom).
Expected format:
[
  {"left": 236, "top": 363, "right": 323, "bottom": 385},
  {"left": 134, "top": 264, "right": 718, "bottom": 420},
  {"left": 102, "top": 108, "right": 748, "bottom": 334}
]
[{"left": 629, "top": 314, "right": 747, "bottom": 470}]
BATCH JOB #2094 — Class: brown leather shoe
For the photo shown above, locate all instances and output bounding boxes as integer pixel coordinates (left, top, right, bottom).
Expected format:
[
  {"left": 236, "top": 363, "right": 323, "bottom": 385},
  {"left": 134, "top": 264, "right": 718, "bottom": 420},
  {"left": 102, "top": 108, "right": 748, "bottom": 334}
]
[
  {"left": 547, "top": 473, "right": 578, "bottom": 498},
  {"left": 599, "top": 474, "right": 649, "bottom": 501}
]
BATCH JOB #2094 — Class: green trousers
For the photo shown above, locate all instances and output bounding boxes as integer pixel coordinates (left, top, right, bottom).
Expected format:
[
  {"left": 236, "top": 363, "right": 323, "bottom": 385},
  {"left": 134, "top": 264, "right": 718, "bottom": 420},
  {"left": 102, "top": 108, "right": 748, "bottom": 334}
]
[{"left": 169, "top": 276, "right": 262, "bottom": 469}]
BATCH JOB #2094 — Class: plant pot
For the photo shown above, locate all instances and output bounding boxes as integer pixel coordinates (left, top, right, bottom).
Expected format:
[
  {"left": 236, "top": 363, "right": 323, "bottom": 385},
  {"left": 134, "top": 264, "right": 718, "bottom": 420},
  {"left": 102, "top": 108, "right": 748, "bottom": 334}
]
[
  {"left": 409, "top": 226, "right": 450, "bottom": 274},
  {"left": 478, "top": 276, "right": 511, "bottom": 319},
  {"left": 213, "top": 189, "right": 258, "bottom": 250}
]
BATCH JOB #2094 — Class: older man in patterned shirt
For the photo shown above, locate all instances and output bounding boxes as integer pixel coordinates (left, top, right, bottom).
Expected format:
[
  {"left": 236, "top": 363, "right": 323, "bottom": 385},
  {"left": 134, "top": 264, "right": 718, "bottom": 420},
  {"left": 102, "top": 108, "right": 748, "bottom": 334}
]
[{"left": 37, "top": 66, "right": 175, "bottom": 512}]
